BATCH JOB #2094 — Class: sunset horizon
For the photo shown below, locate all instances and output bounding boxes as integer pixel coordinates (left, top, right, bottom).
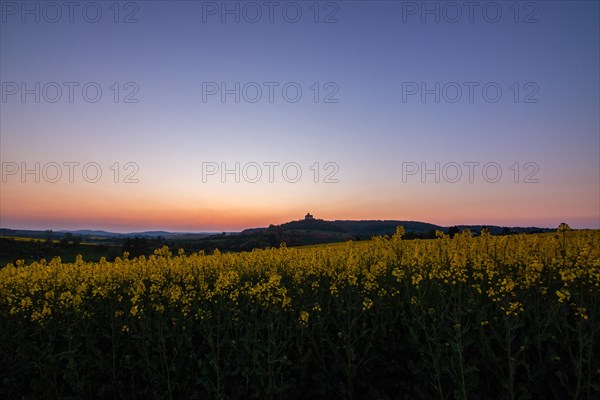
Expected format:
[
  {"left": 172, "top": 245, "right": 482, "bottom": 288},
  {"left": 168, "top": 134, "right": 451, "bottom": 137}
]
[
  {"left": 2, "top": 1, "right": 599, "bottom": 235},
  {"left": 2, "top": 209, "right": 597, "bottom": 234}
]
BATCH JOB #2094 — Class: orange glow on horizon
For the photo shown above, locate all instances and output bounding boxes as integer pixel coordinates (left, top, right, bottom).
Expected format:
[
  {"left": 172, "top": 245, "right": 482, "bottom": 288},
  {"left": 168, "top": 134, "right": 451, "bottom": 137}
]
[{"left": 1, "top": 180, "right": 598, "bottom": 232}]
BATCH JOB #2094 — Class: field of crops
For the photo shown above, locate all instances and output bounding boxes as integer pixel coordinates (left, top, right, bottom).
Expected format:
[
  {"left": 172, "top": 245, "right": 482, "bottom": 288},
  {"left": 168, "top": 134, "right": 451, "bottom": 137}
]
[{"left": 1, "top": 226, "right": 598, "bottom": 399}]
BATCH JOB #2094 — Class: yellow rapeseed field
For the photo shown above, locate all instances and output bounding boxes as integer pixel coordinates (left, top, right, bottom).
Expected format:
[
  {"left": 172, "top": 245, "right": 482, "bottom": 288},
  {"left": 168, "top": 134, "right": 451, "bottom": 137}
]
[{"left": 1, "top": 226, "right": 598, "bottom": 399}]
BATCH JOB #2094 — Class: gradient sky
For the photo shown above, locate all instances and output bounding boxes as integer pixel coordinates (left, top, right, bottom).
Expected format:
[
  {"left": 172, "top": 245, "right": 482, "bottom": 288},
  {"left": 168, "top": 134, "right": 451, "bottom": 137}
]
[{"left": 1, "top": 0, "right": 599, "bottom": 232}]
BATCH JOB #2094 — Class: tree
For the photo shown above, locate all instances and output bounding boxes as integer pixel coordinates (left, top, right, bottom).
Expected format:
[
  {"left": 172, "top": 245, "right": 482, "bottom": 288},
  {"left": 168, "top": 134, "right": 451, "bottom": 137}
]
[
  {"left": 425, "top": 229, "right": 437, "bottom": 239},
  {"left": 557, "top": 223, "right": 571, "bottom": 233},
  {"left": 122, "top": 237, "right": 149, "bottom": 257},
  {"left": 448, "top": 226, "right": 461, "bottom": 238},
  {"left": 60, "top": 232, "right": 74, "bottom": 246}
]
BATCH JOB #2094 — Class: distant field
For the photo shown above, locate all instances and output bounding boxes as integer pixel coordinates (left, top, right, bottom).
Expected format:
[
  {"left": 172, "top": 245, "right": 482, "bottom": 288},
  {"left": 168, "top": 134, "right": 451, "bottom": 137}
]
[
  {"left": 0, "top": 236, "right": 121, "bottom": 266},
  {"left": 0, "top": 236, "right": 56, "bottom": 243}
]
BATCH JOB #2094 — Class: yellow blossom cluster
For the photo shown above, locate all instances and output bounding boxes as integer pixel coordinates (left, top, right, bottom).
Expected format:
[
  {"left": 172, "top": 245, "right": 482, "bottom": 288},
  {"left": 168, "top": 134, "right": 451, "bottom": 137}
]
[{"left": 1, "top": 229, "right": 598, "bottom": 325}]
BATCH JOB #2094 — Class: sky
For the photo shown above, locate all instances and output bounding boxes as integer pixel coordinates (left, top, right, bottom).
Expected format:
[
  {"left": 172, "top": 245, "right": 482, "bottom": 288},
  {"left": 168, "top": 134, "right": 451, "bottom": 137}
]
[{"left": 0, "top": 0, "right": 599, "bottom": 232}]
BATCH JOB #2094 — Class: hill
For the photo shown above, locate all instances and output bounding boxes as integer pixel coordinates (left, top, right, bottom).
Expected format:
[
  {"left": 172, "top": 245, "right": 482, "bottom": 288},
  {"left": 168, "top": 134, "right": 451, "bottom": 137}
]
[{"left": 243, "top": 218, "right": 442, "bottom": 240}]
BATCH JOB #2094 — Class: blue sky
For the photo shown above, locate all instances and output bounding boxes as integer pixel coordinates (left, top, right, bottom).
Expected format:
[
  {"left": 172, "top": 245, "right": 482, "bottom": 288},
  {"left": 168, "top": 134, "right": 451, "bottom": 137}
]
[{"left": 1, "top": 0, "right": 599, "bottom": 231}]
